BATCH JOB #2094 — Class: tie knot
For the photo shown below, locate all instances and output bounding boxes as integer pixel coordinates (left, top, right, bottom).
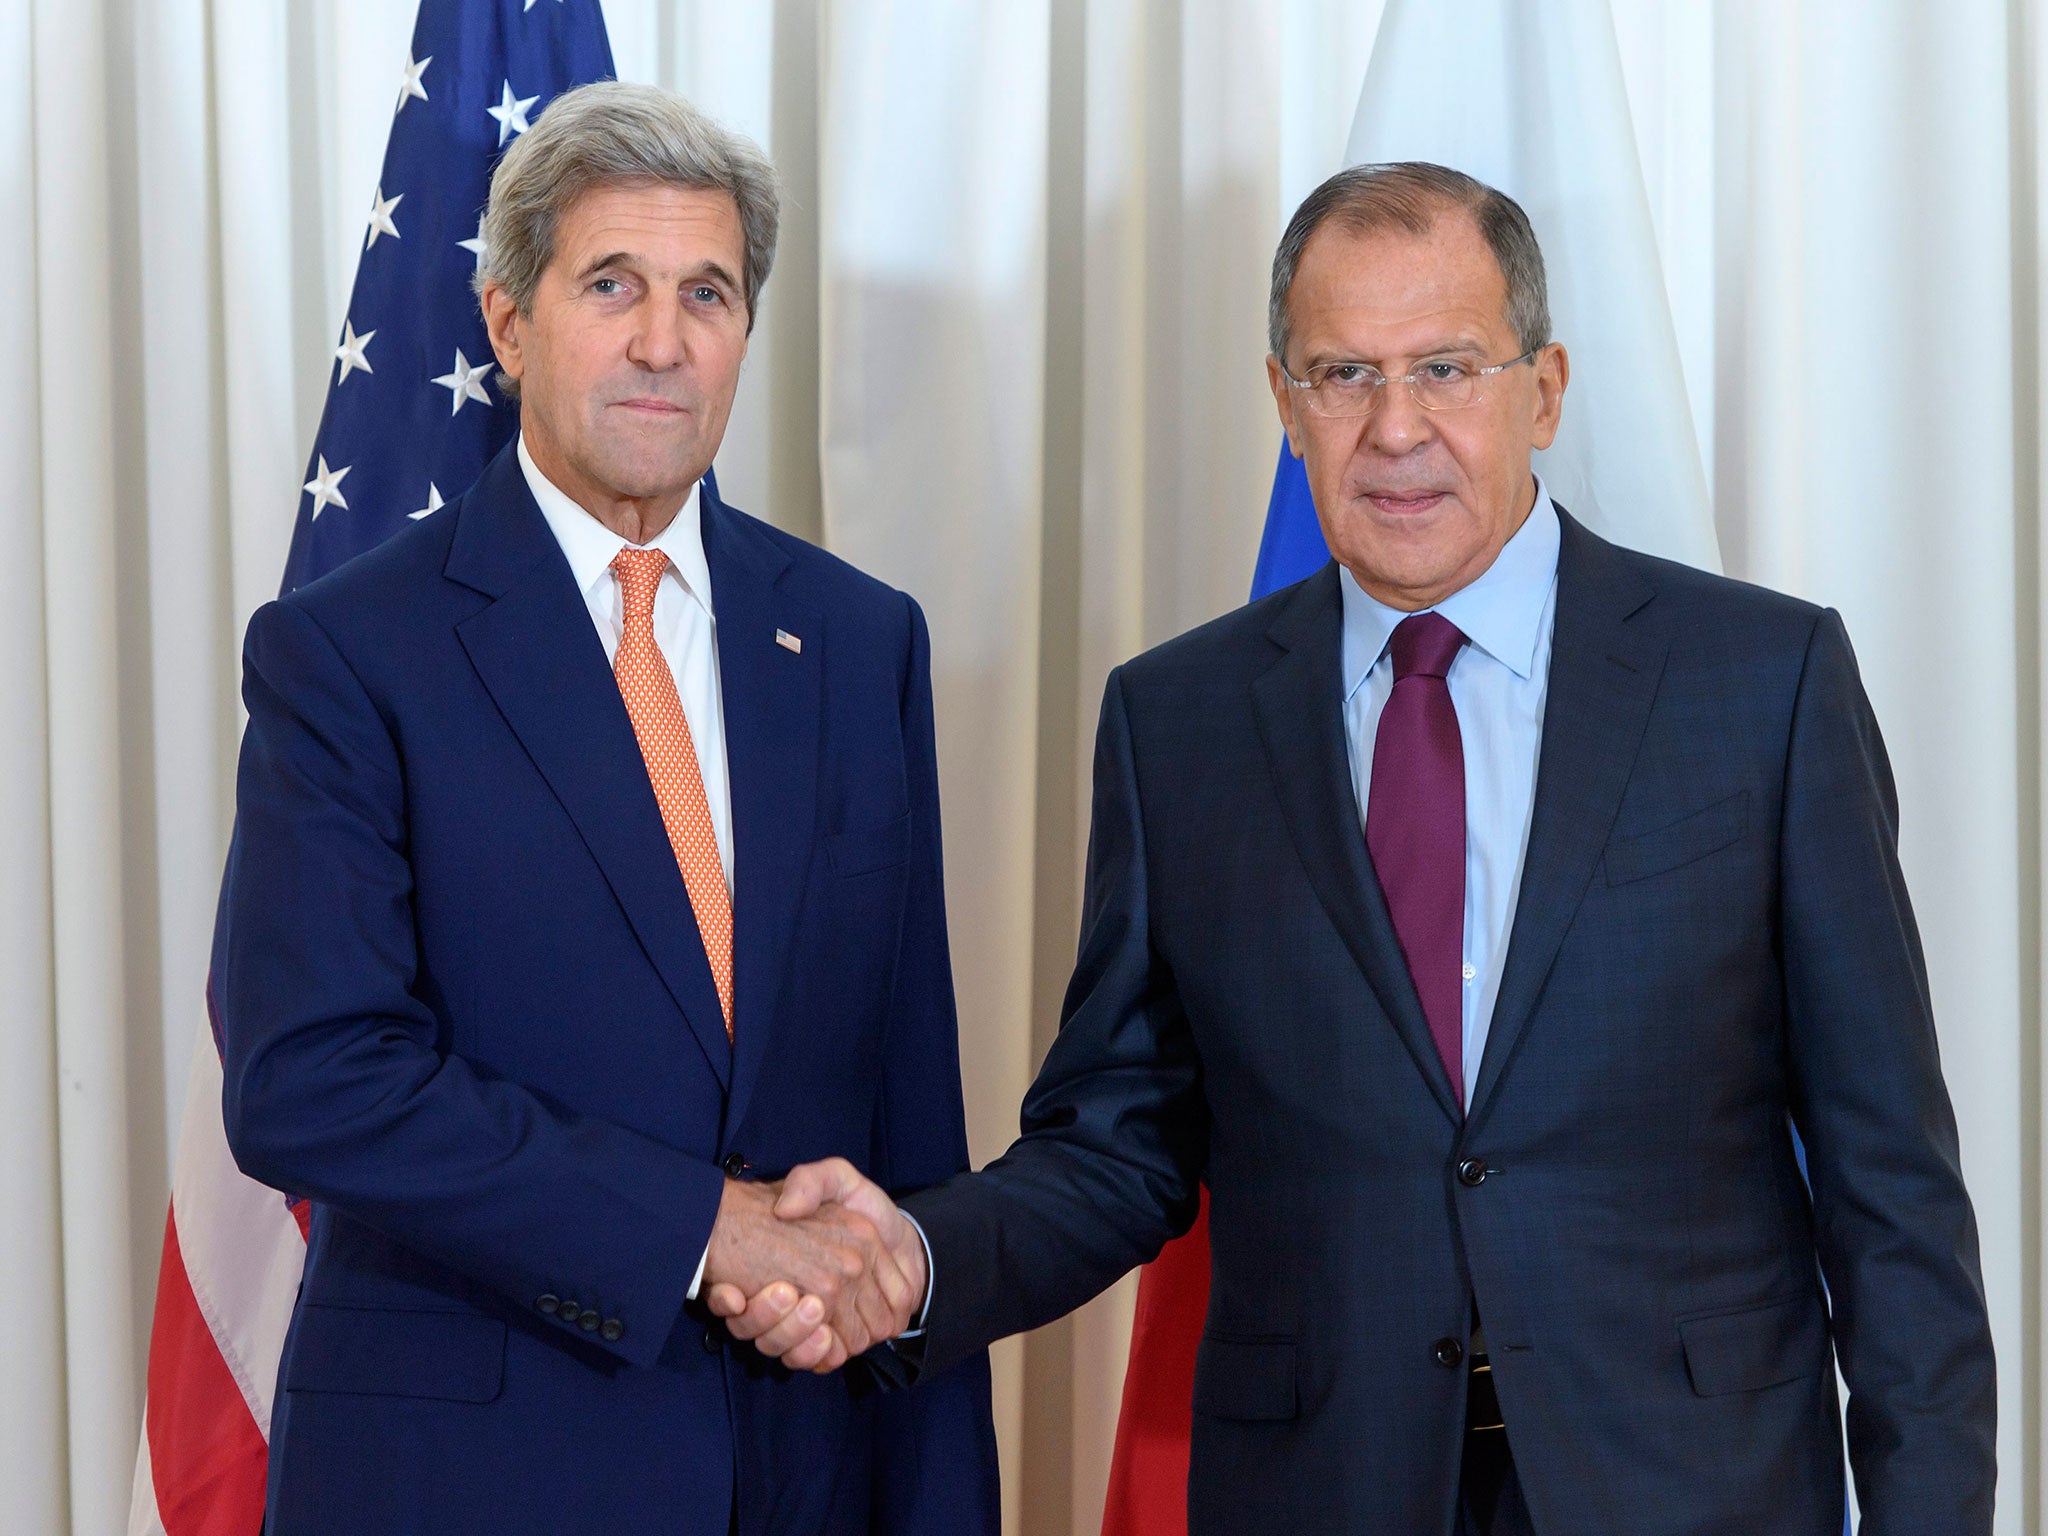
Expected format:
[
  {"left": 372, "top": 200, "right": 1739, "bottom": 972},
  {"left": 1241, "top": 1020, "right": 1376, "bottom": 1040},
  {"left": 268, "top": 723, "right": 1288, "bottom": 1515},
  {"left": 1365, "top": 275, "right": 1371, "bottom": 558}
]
[
  {"left": 1389, "top": 611, "right": 1467, "bottom": 682},
  {"left": 611, "top": 546, "right": 669, "bottom": 621}
]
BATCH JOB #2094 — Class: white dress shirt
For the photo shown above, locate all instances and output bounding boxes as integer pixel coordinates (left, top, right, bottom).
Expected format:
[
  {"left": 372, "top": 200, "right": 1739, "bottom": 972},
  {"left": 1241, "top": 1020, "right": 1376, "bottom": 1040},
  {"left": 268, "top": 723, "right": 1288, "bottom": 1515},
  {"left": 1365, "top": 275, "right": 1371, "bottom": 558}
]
[
  {"left": 1339, "top": 476, "right": 1561, "bottom": 1107},
  {"left": 520, "top": 433, "right": 733, "bottom": 891}
]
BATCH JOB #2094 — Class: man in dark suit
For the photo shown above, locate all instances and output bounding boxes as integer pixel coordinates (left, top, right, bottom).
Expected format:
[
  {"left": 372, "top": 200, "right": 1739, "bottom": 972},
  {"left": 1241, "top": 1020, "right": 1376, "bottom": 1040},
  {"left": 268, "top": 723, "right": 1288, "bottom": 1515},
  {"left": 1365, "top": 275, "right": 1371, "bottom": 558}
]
[
  {"left": 721, "top": 163, "right": 1997, "bottom": 1533},
  {"left": 216, "top": 82, "right": 996, "bottom": 1535}
]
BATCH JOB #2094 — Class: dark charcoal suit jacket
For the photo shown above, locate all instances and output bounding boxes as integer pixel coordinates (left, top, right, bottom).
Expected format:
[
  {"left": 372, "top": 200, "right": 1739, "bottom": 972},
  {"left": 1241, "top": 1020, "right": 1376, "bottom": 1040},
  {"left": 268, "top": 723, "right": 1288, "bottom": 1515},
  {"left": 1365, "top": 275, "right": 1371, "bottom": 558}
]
[{"left": 905, "top": 507, "right": 1995, "bottom": 1535}]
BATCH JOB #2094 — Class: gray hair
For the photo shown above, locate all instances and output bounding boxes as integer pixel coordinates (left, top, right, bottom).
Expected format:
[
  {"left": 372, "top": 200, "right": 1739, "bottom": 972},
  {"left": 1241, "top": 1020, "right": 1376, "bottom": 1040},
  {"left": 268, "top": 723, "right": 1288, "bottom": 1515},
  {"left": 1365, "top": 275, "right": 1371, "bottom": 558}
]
[
  {"left": 1267, "top": 162, "right": 1549, "bottom": 366},
  {"left": 474, "top": 80, "right": 780, "bottom": 335}
]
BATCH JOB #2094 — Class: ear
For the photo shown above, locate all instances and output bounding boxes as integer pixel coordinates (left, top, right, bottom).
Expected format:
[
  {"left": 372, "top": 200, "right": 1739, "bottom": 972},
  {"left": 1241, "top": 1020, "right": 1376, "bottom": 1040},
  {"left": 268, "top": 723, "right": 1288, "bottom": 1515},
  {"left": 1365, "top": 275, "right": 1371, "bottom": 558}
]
[
  {"left": 1529, "top": 342, "right": 1569, "bottom": 451},
  {"left": 1267, "top": 355, "right": 1306, "bottom": 459},
  {"left": 481, "top": 280, "right": 526, "bottom": 388}
]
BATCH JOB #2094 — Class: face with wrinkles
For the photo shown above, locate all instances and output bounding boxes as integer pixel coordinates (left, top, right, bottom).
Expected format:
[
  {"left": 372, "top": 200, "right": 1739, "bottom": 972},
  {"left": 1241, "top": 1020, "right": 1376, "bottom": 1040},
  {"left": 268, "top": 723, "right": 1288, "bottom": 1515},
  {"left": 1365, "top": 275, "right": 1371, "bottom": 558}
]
[
  {"left": 1266, "top": 210, "right": 1568, "bottom": 610},
  {"left": 483, "top": 180, "right": 750, "bottom": 541}
]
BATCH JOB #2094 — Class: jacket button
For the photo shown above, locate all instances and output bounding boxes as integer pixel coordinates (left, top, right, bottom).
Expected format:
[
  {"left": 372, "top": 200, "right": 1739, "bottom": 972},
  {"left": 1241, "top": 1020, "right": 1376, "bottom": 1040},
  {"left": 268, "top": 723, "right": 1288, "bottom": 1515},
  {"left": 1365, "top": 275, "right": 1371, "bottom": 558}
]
[
  {"left": 600, "top": 1317, "right": 624, "bottom": 1343},
  {"left": 1457, "top": 1157, "right": 1489, "bottom": 1187},
  {"left": 722, "top": 1152, "right": 747, "bottom": 1178},
  {"left": 577, "top": 1309, "right": 601, "bottom": 1332},
  {"left": 702, "top": 1327, "right": 724, "bottom": 1353},
  {"left": 535, "top": 1294, "right": 560, "bottom": 1316},
  {"left": 1433, "top": 1337, "right": 1465, "bottom": 1369}
]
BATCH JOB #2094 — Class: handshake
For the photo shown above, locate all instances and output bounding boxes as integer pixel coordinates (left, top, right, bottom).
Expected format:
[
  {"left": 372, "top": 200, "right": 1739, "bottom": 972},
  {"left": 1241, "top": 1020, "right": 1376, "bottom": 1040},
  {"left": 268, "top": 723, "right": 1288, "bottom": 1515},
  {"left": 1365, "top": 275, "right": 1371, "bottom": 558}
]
[{"left": 699, "top": 1158, "right": 926, "bottom": 1372}]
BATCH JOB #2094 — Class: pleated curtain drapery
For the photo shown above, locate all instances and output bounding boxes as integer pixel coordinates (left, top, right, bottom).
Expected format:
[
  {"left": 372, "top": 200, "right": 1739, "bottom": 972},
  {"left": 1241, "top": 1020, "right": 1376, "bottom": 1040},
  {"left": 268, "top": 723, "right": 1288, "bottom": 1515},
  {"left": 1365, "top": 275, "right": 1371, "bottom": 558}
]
[{"left": 1, "top": 3, "right": 2043, "bottom": 1534}]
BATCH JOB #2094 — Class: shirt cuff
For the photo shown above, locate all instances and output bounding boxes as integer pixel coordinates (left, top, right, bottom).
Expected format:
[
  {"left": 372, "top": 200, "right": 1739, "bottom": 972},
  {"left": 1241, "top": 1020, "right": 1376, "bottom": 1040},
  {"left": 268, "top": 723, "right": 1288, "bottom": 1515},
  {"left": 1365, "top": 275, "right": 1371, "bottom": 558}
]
[
  {"left": 894, "top": 1209, "right": 934, "bottom": 1338},
  {"left": 686, "top": 1239, "right": 709, "bottom": 1302}
]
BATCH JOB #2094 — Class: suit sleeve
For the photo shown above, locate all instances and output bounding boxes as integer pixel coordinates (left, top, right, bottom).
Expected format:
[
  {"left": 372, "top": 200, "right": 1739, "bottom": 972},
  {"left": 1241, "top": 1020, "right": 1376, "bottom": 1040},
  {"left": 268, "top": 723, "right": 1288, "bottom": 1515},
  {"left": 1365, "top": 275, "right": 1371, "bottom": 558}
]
[
  {"left": 215, "top": 597, "right": 725, "bottom": 1370},
  {"left": 865, "top": 593, "right": 1002, "bottom": 1534},
  {"left": 902, "top": 665, "right": 1208, "bottom": 1379},
  {"left": 1779, "top": 608, "right": 1997, "bottom": 1533}
]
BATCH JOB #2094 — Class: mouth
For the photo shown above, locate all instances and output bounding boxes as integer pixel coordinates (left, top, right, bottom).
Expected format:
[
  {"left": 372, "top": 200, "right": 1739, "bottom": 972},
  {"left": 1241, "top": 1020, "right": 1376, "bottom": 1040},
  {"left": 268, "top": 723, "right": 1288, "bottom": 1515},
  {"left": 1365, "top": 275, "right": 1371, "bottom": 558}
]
[
  {"left": 1360, "top": 490, "right": 1449, "bottom": 517},
  {"left": 612, "top": 398, "right": 689, "bottom": 417}
]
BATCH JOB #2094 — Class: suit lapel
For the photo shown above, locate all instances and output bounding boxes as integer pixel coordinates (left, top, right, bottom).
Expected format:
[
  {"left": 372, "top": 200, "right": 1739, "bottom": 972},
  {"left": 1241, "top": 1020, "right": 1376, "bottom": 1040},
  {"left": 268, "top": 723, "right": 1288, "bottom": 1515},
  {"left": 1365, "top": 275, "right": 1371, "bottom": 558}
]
[
  {"left": 1466, "top": 513, "right": 1666, "bottom": 1127},
  {"left": 1252, "top": 566, "right": 1463, "bottom": 1126},
  {"left": 447, "top": 447, "right": 733, "bottom": 1089},
  {"left": 702, "top": 484, "right": 821, "bottom": 1135}
]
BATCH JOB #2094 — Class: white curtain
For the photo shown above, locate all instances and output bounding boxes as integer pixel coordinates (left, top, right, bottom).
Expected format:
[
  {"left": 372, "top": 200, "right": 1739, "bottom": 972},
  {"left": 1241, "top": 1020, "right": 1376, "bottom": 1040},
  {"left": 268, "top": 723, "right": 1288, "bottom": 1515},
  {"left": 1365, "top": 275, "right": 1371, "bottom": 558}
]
[{"left": 1, "top": 2, "right": 2040, "bottom": 1533}]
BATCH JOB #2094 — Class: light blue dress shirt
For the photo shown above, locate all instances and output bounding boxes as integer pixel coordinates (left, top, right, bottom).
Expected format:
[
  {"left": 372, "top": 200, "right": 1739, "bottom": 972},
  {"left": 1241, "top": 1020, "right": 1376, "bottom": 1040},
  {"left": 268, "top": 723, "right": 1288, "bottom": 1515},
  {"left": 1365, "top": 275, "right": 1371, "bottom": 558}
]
[{"left": 1339, "top": 478, "right": 1561, "bottom": 1107}]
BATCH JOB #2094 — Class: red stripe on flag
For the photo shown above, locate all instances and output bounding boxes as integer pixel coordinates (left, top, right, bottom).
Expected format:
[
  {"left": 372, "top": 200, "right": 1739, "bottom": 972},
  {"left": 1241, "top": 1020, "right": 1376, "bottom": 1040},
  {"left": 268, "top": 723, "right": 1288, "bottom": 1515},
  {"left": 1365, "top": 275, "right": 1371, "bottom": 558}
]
[
  {"left": 144, "top": 1206, "right": 272, "bottom": 1536},
  {"left": 1101, "top": 1188, "right": 1210, "bottom": 1536}
]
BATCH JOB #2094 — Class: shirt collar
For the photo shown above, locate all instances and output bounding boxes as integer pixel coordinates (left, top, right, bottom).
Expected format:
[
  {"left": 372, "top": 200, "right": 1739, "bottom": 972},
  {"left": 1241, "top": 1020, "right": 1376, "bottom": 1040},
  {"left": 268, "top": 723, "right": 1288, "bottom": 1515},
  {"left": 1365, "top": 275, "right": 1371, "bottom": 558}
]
[
  {"left": 1339, "top": 472, "right": 1560, "bottom": 700},
  {"left": 518, "top": 433, "right": 714, "bottom": 620}
]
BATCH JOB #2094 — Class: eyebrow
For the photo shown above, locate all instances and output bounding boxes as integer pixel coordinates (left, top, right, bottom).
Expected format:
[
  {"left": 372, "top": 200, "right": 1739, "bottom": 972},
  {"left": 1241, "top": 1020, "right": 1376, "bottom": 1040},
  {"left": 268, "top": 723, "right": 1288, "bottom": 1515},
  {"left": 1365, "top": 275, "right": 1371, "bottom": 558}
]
[
  {"left": 1302, "top": 336, "right": 1491, "bottom": 369},
  {"left": 575, "top": 251, "right": 638, "bottom": 280}
]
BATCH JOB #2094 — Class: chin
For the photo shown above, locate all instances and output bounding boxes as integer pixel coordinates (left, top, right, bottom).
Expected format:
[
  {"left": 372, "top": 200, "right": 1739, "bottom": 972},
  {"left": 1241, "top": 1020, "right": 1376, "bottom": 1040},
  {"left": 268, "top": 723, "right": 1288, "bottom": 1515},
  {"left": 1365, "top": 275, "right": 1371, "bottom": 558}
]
[
  {"left": 591, "top": 446, "right": 701, "bottom": 502},
  {"left": 1332, "top": 538, "right": 1466, "bottom": 601}
]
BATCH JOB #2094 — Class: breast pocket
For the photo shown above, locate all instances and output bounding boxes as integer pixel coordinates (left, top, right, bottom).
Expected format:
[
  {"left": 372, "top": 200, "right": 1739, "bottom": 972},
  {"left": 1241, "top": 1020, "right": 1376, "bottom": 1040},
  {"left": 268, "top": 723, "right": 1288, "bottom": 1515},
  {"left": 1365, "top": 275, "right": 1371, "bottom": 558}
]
[
  {"left": 827, "top": 812, "right": 911, "bottom": 878},
  {"left": 1603, "top": 790, "right": 1749, "bottom": 886}
]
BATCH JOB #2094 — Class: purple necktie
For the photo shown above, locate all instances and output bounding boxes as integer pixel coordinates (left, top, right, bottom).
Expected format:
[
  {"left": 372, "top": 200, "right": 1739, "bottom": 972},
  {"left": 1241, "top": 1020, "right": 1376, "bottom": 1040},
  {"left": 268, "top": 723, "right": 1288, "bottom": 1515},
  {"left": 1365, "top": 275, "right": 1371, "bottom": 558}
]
[{"left": 1365, "top": 612, "right": 1469, "bottom": 1110}]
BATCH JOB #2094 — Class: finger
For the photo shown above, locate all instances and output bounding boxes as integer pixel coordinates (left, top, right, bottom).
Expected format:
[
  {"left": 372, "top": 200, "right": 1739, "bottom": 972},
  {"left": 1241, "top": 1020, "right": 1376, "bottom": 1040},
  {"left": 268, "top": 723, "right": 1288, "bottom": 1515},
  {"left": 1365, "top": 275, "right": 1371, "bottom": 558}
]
[
  {"left": 722, "top": 1281, "right": 798, "bottom": 1342},
  {"left": 751, "top": 1292, "right": 830, "bottom": 1359},
  {"left": 808, "top": 1333, "right": 852, "bottom": 1375},
  {"left": 705, "top": 1282, "right": 750, "bottom": 1319},
  {"left": 850, "top": 1249, "right": 908, "bottom": 1346},
  {"left": 773, "top": 1157, "right": 866, "bottom": 1221},
  {"left": 867, "top": 1240, "right": 914, "bottom": 1323},
  {"left": 784, "top": 1324, "right": 842, "bottom": 1374}
]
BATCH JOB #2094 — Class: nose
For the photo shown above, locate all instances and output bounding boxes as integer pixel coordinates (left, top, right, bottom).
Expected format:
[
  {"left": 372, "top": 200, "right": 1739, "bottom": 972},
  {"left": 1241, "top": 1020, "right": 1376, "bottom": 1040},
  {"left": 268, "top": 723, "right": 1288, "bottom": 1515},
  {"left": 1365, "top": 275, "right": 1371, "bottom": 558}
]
[
  {"left": 626, "top": 291, "right": 690, "bottom": 373},
  {"left": 1361, "top": 375, "right": 1435, "bottom": 457}
]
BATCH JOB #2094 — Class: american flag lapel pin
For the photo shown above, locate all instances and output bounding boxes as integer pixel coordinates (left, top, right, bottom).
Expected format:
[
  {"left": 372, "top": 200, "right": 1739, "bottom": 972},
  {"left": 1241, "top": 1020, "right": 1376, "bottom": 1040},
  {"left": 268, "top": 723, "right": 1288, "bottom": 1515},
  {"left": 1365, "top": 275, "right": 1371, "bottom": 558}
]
[{"left": 775, "top": 628, "right": 802, "bottom": 654}]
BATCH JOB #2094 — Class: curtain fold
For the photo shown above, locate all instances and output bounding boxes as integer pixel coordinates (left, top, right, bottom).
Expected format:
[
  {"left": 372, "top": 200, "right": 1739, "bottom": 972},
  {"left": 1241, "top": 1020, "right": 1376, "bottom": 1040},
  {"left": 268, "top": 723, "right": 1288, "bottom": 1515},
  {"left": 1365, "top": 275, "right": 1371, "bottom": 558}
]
[{"left": 3, "top": 3, "right": 2041, "bottom": 1532}]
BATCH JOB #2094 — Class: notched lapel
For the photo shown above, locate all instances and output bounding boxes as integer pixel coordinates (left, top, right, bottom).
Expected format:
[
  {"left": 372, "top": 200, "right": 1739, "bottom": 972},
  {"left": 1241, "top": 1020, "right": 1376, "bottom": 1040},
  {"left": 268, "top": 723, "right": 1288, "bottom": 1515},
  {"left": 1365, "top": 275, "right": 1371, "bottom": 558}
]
[
  {"left": 1252, "top": 566, "right": 1463, "bottom": 1126},
  {"left": 449, "top": 469, "right": 734, "bottom": 1089},
  {"left": 1467, "top": 516, "right": 1666, "bottom": 1127},
  {"left": 702, "top": 492, "right": 821, "bottom": 1135}
]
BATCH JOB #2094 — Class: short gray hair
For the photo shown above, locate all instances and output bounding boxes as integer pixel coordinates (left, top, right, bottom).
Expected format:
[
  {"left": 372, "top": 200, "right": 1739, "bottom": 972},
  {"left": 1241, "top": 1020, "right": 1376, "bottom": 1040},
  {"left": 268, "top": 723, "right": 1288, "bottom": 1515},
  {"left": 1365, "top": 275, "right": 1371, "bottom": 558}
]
[
  {"left": 474, "top": 80, "right": 779, "bottom": 332},
  {"left": 1267, "top": 162, "right": 1549, "bottom": 366}
]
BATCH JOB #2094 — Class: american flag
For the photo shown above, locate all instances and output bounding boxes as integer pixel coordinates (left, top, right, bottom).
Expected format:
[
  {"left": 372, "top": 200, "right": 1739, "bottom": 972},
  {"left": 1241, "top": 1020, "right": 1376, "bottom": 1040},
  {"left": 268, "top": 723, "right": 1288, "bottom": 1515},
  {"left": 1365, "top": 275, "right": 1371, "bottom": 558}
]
[{"left": 130, "top": 3, "right": 612, "bottom": 1530}]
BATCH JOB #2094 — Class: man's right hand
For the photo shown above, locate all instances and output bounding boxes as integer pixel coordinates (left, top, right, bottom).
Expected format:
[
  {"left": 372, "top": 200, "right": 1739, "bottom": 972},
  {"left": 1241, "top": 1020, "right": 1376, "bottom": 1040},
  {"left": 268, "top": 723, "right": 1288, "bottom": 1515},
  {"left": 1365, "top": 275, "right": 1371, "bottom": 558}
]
[
  {"left": 699, "top": 1178, "right": 914, "bottom": 1372},
  {"left": 707, "top": 1159, "right": 930, "bottom": 1370}
]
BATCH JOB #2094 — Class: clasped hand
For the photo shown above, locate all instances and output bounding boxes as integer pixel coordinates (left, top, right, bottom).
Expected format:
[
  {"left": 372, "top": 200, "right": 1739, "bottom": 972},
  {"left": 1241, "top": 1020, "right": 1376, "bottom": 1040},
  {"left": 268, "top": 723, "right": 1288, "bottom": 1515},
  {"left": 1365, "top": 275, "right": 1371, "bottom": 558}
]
[{"left": 701, "top": 1159, "right": 924, "bottom": 1373}]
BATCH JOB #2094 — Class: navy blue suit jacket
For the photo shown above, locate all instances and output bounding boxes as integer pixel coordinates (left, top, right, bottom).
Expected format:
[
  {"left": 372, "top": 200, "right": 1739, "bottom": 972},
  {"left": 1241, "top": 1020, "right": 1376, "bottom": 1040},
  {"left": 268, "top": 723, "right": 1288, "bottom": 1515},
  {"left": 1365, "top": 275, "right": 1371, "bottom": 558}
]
[
  {"left": 216, "top": 443, "right": 999, "bottom": 1536},
  {"left": 905, "top": 510, "right": 1995, "bottom": 1535}
]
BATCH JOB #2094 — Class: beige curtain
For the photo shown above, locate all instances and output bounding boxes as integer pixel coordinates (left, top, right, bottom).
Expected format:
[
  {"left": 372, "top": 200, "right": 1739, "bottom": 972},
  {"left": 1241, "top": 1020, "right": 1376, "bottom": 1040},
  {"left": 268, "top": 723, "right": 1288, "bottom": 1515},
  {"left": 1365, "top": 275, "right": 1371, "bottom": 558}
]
[{"left": 3, "top": 2, "right": 2043, "bottom": 1533}]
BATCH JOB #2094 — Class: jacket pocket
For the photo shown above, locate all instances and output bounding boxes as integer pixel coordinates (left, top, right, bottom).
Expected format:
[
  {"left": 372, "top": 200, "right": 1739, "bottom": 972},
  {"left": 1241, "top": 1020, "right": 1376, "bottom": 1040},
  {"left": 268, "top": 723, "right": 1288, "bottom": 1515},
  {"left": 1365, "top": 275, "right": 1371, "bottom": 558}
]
[
  {"left": 828, "top": 812, "right": 911, "bottom": 877},
  {"left": 1603, "top": 791, "right": 1749, "bottom": 886},
  {"left": 1677, "top": 1293, "right": 1828, "bottom": 1397},
  {"left": 284, "top": 1304, "right": 507, "bottom": 1403},
  {"left": 1192, "top": 1334, "right": 1298, "bottom": 1422}
]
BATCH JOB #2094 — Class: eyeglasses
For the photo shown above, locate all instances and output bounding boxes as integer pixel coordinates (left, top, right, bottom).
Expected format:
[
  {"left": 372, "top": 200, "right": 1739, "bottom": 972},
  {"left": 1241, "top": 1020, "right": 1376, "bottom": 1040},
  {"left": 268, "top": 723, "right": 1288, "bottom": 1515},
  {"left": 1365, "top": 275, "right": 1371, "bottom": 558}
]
[{"left": 1278, "top": 348, "right": 1540, "bottom": 418}]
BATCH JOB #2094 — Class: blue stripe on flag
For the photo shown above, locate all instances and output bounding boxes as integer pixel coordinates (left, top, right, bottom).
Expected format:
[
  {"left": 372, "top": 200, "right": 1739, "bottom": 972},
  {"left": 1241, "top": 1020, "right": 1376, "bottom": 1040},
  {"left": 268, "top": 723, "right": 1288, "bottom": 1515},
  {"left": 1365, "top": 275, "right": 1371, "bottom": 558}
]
[{"left": 1250, "top": 437, "right": 1330, "bottom": 601}]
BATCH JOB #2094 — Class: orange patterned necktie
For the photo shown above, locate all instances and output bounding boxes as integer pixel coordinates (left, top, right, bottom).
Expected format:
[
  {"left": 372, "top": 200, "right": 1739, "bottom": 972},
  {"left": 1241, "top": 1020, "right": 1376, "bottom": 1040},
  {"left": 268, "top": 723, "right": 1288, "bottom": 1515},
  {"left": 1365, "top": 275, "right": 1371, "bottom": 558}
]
[{"left": 610, "top": 546, "right": 734, "bottom": 1041}]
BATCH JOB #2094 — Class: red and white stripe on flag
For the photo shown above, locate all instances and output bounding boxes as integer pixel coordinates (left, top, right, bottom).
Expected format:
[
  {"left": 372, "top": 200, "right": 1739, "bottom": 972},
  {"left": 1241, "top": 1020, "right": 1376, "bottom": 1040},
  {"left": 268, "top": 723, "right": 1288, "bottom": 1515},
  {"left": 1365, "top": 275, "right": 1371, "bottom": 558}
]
[{"left": 129, "top": 1011, "right": 307, "bottom": 1536}]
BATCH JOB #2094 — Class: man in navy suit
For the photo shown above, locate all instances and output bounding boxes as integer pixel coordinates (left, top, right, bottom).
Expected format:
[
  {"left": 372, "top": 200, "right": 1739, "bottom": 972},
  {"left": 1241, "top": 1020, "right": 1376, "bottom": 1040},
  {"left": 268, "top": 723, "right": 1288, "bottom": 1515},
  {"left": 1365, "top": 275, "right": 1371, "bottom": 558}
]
[
  {"left": 216, "top": 82, "right": 996, "bottom": 1535},
  {"left": 724, "top": 164, "right": 1998, "bottom": 1533}
]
